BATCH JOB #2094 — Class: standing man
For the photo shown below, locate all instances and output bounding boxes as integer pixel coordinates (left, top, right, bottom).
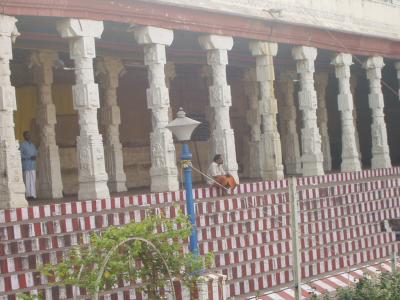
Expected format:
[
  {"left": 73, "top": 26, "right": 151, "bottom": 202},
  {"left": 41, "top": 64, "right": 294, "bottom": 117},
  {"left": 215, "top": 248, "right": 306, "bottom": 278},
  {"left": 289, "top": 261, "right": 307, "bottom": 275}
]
[{"left": 20, "top": 131, "right": 38, "bottom": 200}]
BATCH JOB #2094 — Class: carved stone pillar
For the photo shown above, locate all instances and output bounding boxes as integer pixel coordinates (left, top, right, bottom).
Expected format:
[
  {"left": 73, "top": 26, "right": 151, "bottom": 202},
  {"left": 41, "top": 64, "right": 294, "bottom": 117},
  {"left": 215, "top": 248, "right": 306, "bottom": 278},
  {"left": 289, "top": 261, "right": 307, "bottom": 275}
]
[
  {"left": 277, "top": 70, "right": 302, "bottom": 175},
  {"left": 134, "top": 26, "right": 179, "bottom": 192},
  {"left": 57, "top": 19, "right": 110, "bottom": 200},
  {"left": 350, "top": 76, "right": 362, "bottom": 161},
  {"left": 165, "top": 62, "right": 176, "bottom": 121},
  {"left": 30, "top": 50, "right": 64, "bottom": 199},
  {"left": 0, "top": 15, "right": 27, "bottom": 208},
  {"left": 332, "top": 53, "right": 361, "bottom": 172},
  {"left": 249, "top": 41, "right": 284, "bottom": 180},
  {"left": 315, "top": 72, "right": 332, "bottom": 172},
  {"left": 292, "top": 46, "right": 324, "bottom": 176},
  {"left": 395, "top": 62, "right": 400, "bottom": 100},
  {"left": 363, "top": 56, "right": 391, "bottom": 169},
  {"left": 95, "top": 57, "right": 127, "bottom": 193},
  {"left": 243, "top": 68, "right": 260, "bottom": 178},
  {"left": 198, "top": 35, "right": 239, "bottom": 183}
]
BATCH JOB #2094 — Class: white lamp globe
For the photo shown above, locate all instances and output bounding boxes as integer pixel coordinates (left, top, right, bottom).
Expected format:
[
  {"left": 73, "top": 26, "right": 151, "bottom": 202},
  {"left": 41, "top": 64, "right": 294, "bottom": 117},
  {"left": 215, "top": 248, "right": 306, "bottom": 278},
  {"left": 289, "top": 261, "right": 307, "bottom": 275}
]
[{"left": 166, "top": 108, "right": 201, "bottom": 141}]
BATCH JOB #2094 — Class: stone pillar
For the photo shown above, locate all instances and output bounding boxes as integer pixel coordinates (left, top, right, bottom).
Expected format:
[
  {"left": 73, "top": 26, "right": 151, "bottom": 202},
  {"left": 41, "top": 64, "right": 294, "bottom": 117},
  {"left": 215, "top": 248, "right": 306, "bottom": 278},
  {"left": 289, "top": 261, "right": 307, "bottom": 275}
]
[
  {"left": 165, "top": 62, "right": 176, "bottom": 121},
  {"left": 198, "top": 34, "right": 239, "bottom": 182},
  {"left": 315, "top": 72, "right": 332, "bottom": 172},
  {"left": 200, "top": 65, "right": 216, "bottom": 164},
  {"left": 0, "top": 15, "right": 27, "bottom": 208},
  {"left": 57, "top": 19, "right": 110, "bottom": 200},
  {"left": 134, "top": 26, "right": 179, "bottom": 192},
  {"left": 95, "top": 57, "right": 127, "bottom": 193},
  {"left": 243, "top": 68, "right": 261, "bottom": 178},
  {"left": 350, "top": 76, "right": 362, "bottom": 161},
  {"left": 277, "top": 70, "right": 302, "bottom": 175},
  {"left": 30, "top": 50, "right": 64, "bottom": 199},
  {"left": 396, "top": 62, "right": 400, "bottom": 100},
  {"left": 292, "top": 46, "right": 324, "bottom": 176},
  {"left": 249, "top": 41, "right": 284, "bottom": 180},
  {"left": 363, "top": 56, "right": 391, "bottom": 169},
  {"left": 332, "top": 53, "right": 361, "bottom": 172}
]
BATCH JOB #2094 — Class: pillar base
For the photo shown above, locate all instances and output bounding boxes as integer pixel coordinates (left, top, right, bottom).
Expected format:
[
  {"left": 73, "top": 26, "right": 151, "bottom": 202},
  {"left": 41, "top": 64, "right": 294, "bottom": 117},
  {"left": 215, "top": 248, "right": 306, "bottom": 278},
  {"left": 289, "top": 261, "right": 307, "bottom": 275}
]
[
  {"left": 108, "top": 180, "right": 127, "bottom": 193},
  {"left": 150, "top": 169, "right": 179, "bottom": 192},
  {"left": 285, "top": 162, "right": 302, "bottom": 175},
  {"left": 260, "top": 169, "right": 284, "bottom": 181},
  {"left": 38, "top": 188, "right": 63, "bottom": 200},
  {"left": 0, "top": 194, "right": 28, "bottom": 209},
  {"left": 302, "top": 154, "right": 325, "bottom": 176},
  {"left": 371, "top": 154, "right": 391, "bottom": 169},
  {"left": 341, "top": 158, "right": 362, "bottom": 172},
  {"left": 78, "top": 181, "right": 110, "bottom": 201}
]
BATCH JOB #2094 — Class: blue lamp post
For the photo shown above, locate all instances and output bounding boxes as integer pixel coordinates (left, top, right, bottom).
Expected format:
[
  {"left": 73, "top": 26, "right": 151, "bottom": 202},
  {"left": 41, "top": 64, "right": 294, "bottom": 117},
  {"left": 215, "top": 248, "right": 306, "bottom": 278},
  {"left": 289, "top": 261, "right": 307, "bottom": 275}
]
[{"left": 166, "top": 108, "right": 201, "bottom": 255}]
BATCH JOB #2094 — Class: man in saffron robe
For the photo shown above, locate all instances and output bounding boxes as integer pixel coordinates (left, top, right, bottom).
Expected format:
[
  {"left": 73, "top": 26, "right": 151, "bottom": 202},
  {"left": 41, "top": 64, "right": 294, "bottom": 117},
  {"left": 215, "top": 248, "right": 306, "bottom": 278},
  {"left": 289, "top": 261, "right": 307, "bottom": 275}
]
[
  {"left": 207, "top": 154, "right": 236, "bottom": 190},
  {"left": 20, "top": 131, "right": 38, "bottom": 200}
]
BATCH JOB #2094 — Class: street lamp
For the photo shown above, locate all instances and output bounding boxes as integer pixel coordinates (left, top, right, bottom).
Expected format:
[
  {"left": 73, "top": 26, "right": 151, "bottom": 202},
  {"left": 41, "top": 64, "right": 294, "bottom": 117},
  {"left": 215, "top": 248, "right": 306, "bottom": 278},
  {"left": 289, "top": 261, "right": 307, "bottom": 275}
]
[{"left": 166, "top": 108, "right": 201, "bottom": 255}]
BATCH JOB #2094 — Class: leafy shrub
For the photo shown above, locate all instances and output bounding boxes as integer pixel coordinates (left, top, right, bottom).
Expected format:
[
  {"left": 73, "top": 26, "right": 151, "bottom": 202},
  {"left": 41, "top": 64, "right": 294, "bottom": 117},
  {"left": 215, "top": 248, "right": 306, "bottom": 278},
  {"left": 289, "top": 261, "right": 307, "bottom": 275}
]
[{"left": 37, "top": 211, "right": 213, "bottom": 300}]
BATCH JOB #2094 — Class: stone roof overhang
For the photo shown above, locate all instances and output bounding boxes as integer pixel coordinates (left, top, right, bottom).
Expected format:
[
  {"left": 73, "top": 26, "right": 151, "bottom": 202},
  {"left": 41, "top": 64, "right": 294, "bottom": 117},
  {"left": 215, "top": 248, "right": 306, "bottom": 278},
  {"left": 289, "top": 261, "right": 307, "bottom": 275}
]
[{"left": 1, "top": 0, "right": 400, "bottom": 59}]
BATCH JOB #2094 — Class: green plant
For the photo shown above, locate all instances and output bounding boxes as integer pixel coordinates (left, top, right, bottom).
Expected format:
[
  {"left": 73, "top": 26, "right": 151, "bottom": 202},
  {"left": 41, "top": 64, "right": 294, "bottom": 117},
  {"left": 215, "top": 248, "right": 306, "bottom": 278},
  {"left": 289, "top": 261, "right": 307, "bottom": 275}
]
[
  {"left": 40, "top": 211, "right": 213, "bottom": 300},
  {"left": 336, "top": 271, "right": 400, "bottom": 300}
]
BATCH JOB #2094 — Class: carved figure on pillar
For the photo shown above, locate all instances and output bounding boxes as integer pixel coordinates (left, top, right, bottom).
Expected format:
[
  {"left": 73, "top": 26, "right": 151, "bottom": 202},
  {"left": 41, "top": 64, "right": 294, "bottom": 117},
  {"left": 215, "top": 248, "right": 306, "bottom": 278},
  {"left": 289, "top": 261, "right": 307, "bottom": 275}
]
[
  {"left": 277, "top": 70, "right": 302, "bottom": 175},
  {"left": 95, "top": 57, "right": 127, "bottom": 193},
  {"left": 315, "top": 72, "right": 332, "bottom": 172},
  {"left": 249, "top": 41, "right": 284, "bottom": 180},
  {"left": 242, "top": 68, "right": 261, "bottom": 178},
  {"left": 292, "top": 46, "right": 324, "bottom": 176},
  {"left": 165, "top": 62, "right": 176, "bottom": 121},
  {"left": 198, "top": 34, "right": 239, "bottom": 183},
  {"left": 332, "top": 53, "right": 361, "bottom": 172},
  {"left": 134, "top": 26, "right": 179, "bottom": 192},
  {"left": 363, "top": 56, "right": 391, "bottom": 169},
  {"left": 29, "top": 50, "right": 64, "bottom": 199},
  {"left": 57, "top": 19, "right": 110, "bottom": 200},
  {"left": 0, "top": 14, "right": 27, "bottom": 208},
  {"left": 350, "top": 75, "right": 362, "bottom": 161}
]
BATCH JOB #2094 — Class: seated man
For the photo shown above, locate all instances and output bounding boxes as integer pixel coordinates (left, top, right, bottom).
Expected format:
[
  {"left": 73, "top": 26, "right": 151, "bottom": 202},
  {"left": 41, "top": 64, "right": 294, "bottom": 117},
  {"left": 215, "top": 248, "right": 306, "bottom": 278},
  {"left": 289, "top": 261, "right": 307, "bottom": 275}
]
[{"left": 207, "top": 154, "right": 236, "bottom": 190}]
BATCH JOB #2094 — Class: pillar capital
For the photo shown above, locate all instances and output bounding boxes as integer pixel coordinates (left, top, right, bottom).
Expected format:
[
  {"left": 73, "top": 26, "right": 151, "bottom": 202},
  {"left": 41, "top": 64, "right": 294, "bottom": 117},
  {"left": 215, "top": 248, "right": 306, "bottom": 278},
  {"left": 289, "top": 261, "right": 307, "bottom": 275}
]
[
  {"left": 292, "top": 46, "right": 317, "bottom": 61},
  {"left": 332, "top": 53, "right": 353, "bottom": 66},
  {"left": 363, "top": 56, "right": 384, "bottom": 69},
  {"left": 29, "top": 50, "right": 59, "bottom": 67},
  {"left": 29, "top": 50, "right": 59, "bottom": 85},
  {"left": 0, "top": 14, "right": 19, "bottom": 61},
  {"left": 249, "top": 41, "right": 278, "bottom": 57},
  {"left": 56, "top": 19, "right": 103, "bottom": 39},
  {"left": 134, "top": 26, "right": 173, "bottom": 46},
  {"left": 95, "top": 56, "right": 125, "bottom": 89},
  {"left": 198, "top": 34, "right": 233, "bottom": 51},
  {"left": 57, "top": 19, "right": 103, "bottom": 60}
]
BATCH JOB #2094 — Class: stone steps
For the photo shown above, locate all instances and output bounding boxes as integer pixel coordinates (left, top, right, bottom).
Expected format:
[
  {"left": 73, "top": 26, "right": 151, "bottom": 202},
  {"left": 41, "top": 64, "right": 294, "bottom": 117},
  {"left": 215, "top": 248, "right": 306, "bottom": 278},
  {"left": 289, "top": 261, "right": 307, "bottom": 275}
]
[{"left": 1, "top": 168, "right": 400, "bottom": 299}]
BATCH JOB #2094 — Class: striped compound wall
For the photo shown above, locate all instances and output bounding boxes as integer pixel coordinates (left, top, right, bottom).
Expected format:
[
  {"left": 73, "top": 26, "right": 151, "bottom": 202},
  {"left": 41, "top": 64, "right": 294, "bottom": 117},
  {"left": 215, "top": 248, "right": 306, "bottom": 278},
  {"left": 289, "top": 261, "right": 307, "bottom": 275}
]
[{"left": 1, "top": 167, "right": 400, "bottom": 299}]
